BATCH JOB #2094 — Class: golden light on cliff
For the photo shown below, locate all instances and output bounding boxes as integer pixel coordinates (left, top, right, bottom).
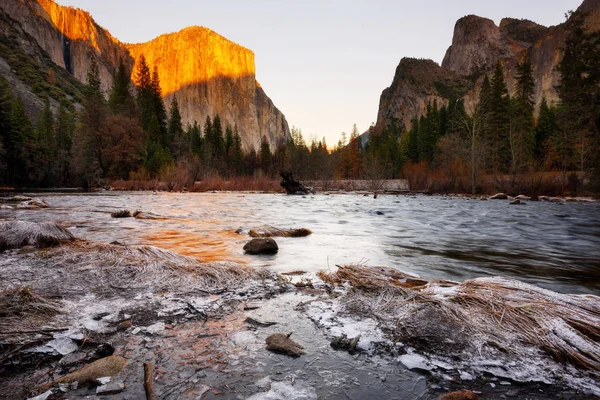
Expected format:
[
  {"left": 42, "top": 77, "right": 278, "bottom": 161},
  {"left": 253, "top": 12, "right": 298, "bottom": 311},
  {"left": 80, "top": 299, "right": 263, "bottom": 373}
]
[
  {"left": 126, "top": 27, "right": 256, "bottom": 97},
  {"left": 36, "top": 0, "right": 119, "bottom": 52}
]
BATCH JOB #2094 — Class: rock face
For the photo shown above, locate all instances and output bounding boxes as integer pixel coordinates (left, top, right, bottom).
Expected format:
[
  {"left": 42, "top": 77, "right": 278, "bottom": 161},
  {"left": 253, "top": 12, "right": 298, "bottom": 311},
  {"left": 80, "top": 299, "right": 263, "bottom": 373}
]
[
  {"left": 0, "top": 0, "right": 290, "bottom": 151},
  {"left": 376, "top": 0, "right": 600, "bottom": 131},
  {"left": 442, "top": 15, "right": 531, "bottom": 76},
  {"left": 376, "top": 58, "right": 473, "bottom": 130},
  {"left": 126, "top": 27, "right": 290, "bottom": 151}
]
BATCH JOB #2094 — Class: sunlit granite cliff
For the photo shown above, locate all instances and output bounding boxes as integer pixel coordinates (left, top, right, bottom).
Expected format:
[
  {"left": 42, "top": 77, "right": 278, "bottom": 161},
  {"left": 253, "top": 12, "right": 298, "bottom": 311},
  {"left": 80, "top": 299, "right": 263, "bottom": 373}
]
[{"left": 0, "top": 0, "right": 290, "bottom": 151}]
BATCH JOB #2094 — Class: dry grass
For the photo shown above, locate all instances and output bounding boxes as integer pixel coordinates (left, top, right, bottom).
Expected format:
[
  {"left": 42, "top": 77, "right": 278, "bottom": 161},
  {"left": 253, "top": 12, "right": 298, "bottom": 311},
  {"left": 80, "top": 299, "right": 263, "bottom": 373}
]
[
  {"left": 110, "top": 176, "right": 284, "bottom": 193},
  {"left": 320, "top": 265, "right": 600, "bottom": 373},
  {"left": 0, "top": 221, "right": 75, "bottom": 251},
  {"left": 46, "top": 241, "right": 275, "bottom": 295},
  {"left": 249, "top": 226, "right": 312, "bottom": 238},
  {"left": 0, "top": 287, "right": 63, "bottom": 332}
]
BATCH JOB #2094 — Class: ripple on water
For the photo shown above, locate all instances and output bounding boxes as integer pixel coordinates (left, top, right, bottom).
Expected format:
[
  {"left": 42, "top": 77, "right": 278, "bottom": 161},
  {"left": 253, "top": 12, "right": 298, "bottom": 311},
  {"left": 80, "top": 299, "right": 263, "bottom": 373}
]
[{"left": 1, "top": 192, "right": 598, "bottom": 295}]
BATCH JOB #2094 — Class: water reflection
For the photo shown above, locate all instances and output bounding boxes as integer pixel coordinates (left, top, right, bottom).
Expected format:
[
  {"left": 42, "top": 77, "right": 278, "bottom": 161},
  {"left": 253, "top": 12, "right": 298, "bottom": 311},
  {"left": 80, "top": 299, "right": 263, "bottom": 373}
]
[{"left": 2, "top": 192, "right": 599, "bottom": 295}]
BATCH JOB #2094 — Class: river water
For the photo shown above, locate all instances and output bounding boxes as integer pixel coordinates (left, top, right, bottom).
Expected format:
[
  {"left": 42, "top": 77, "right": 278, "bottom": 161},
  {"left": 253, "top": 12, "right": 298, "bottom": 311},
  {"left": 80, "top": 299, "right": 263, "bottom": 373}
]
[{"left": 2, "top": 191, "right": 599, "bottom": 295}]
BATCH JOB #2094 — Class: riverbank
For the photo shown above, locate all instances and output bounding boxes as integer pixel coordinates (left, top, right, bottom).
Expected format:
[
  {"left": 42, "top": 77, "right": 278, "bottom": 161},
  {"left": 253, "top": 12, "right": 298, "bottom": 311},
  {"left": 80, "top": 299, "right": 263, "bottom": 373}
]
[
  {"left": 1, "top": 192, "right": 599, "bottom": 398},
  {"left": 1, "top": 222, "right": 599, "bottom": 399}
]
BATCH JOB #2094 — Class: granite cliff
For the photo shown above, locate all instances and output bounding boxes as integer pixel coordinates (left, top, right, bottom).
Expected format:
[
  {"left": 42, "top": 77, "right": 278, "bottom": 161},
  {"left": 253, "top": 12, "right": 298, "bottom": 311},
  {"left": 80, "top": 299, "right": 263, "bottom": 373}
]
[
  {"left": 0, "top": 0, "right": 290, "bottom": 151},
  {"left": 376, "top": 0, "right": 600, "bottom": 131}
]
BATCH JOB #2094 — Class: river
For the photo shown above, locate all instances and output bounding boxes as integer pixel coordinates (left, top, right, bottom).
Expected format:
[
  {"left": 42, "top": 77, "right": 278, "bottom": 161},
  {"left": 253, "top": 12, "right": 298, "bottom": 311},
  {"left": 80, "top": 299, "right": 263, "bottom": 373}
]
[{"left": 3, "top": 192, "right": 599, "bottom": 296}]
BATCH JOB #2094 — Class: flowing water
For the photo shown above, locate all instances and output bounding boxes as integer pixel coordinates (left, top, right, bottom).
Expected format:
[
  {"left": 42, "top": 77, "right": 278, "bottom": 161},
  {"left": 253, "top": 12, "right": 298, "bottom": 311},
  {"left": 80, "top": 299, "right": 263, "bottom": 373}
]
[
  {"left": 2, "top": 192, "right": 599, "bottom": 295},
  {"left": 2, "top": 192, "right": 600, "bottom": 399}
]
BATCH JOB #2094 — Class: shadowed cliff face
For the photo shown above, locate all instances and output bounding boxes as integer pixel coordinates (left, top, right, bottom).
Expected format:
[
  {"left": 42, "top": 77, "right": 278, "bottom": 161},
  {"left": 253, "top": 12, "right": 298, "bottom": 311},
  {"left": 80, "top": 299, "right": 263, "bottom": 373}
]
[
  {"left": 0, "top": 0, "right": 290, "bottom": 151},
  {"left": 377, "top": 0, "right": 599, "bottom": 131}
]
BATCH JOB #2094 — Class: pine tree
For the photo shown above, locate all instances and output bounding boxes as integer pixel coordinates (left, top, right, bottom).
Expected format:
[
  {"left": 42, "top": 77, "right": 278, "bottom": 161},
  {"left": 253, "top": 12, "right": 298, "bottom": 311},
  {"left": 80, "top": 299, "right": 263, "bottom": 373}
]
[
  {"left": 407, "top": 117, "right": 420, "bottom": 162},
  {"left": 231, "top": 128, "right": 243, "bottom": 175},
  {"left": 135, "top": 55, "right": 154, "bottom": 132},
  {"left": 36, "top": 97, "right": 57, "bottom": 185},
  {"left": 74, "top": 56, "right": 107, "bottom": 189},
  {"left": 85, "top": 57, "right": 102, "bottom": 99},
  {"left": 55, "top": 104, "right": 74, "bottom": 185},
  {"left": 488, "top": 62, "right": 511, "bottom": 172},
  {"left": 190, "top": 121, "right": 203, "bottom": 157},
  {"left": 508, "top": 58, "right": 536, "bottom": 173},
  {"left": 259, "top": 135, "right": 272, "bottom": 175},
  {"left": 556, "top": 10, "right": 600, "bottom": 187},
  {"left": 151, "top": 66, "right": 169, "bottom": 145},
  {"left": 0, "top": 75, "right": 13, "bottom": 183},
  {"left": 109, "top": 58, "right": 135, "bottom": 116},
  {"left": 168, "top": 96, "right": 184, "bottom": 159},
  {"left": 8, "top": 97, "right": 36, "bottom": 186}
]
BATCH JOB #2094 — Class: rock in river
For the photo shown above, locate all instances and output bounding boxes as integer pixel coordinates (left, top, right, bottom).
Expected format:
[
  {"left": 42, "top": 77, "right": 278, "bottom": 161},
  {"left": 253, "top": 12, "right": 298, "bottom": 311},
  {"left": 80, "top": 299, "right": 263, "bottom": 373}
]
[
  {"left": 243, "top": 238, "right": 279, "bottom": 255},
  {"left": 266, "top": 333, "right": 305, "bottom": 357}
]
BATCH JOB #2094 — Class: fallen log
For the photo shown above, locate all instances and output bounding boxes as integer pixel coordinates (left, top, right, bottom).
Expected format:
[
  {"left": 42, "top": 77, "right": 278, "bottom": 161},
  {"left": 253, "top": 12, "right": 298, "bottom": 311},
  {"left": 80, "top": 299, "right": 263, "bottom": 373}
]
[
  {"left": 144, "top": 363, "right": 157, "bottom": 400},
  {"left": 280, "top": 172, "right": 314, "bottom": 195}
]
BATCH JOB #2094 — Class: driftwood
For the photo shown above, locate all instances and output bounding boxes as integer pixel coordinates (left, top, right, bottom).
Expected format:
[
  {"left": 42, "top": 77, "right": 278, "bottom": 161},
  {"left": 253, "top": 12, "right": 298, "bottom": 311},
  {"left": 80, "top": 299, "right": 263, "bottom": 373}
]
[
  {"left": 38, "top": 355, "right": 127, "bottom": 391},
  {"left": 144, "top": 363, "right": 157, "bottom": 400},
  {"left": 249, "top": 226, "right": 312, "bottom": 238},
  {"left": 280, "top": 172, "right": 314, "bottom": 195}
]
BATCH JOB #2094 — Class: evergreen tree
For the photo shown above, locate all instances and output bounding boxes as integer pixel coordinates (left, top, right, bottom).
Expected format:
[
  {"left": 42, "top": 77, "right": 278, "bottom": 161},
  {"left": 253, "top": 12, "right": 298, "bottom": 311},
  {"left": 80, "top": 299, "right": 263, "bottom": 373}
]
[
  {"left": 36, "top": 97, "right": 57, "bottom": 185},
  {"left": 488, "top": 62, "right": 511, "bottom": 172},
  {"left": 151, "top": 66, "right": 169, "bottom": 145},
  {"left": 145, "top": 114, "right": 172, "bottom": 174},
  {"left": 8, "top": 97, "right": 36, "bottom": 186},
  {"left": 259, "top": 135, "right": 272, "bottom": 175},
  {"left": 135, "top": 55, "right": 154, "bottom": 132},
  {"left": 85, "top": 57, "right": 102, "bottom": 99},
  {"left": 556, "top": 10, "right": 600, "bottom": 186},
  {"left": 168, "top": 96, "right": 184, "bottom": 159},
  {"left": 74, "top": 56, "right": 107, "bottom": 189},
  {"left": 508, "top": 58, "right": 536, "bottom": 173},
  {"left": 55, "top": 104, "right": 74, "bottom": 185},
  {"left": 231, "top": 128, "right": 243, "bottom": 175},
  {"left": 108, "top": 58, "right": 135, "bottom": 116},
  {"left": 407, "top": 117, "right": 420, "bottom": 162},
  {"left": 0, "top": 75, "right": 13, "bottom": 183},
  {"left": 190, "top": 121, "right": 203, "bottom": 157}
]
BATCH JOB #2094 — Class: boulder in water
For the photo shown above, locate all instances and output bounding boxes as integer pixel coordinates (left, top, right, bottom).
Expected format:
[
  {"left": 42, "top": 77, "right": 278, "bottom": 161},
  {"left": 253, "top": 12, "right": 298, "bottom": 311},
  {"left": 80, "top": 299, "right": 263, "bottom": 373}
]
[
  {"left": 266, "top": 333, "right": 305, "bottom": 357},
  {"left": 243, "top": 238, "right": 279, "bottom": 255},
  {"left": 111, "top": 210, "right": 132, "bottom": 218},
  {"left": 489, "top": 193, "right": 508, "bottom": 200}
]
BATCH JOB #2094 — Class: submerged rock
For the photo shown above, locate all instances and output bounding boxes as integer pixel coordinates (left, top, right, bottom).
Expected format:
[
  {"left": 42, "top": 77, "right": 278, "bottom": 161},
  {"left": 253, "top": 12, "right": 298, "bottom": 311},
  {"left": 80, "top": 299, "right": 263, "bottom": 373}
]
[
  {"left": 133, "top": 211, "right": 168, "bottom": 220},
  {"left": 249, "top": 226, "right": 312, "bottom": 238},
  {"left": 17, "top": 199, "right": 50, "bottom": 209},
  {"left": 111, "top": 210, "right": 132, "bottom": 218},
  {"left": 244, "top": 238, "right": 279, "bottom": 255},
  {"left": 266, "top": 333, "right": 305, "bottom": 357},
  {"left": 330, "top": 334, "right": 361, "bottom": 353}
]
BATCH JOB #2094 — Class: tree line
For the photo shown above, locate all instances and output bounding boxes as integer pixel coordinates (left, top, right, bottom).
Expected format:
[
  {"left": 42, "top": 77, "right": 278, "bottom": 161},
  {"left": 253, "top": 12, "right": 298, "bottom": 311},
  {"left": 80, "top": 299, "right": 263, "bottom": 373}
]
[{"left": 0, "top": 9, "right": 597, "bottom": 193}]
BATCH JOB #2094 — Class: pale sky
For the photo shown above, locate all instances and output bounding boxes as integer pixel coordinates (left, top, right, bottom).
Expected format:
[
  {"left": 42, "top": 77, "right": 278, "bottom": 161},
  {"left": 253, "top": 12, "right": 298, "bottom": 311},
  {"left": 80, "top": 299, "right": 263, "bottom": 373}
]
[{"left": 56, "top": 0, "right": 582, "bottom": 145}]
